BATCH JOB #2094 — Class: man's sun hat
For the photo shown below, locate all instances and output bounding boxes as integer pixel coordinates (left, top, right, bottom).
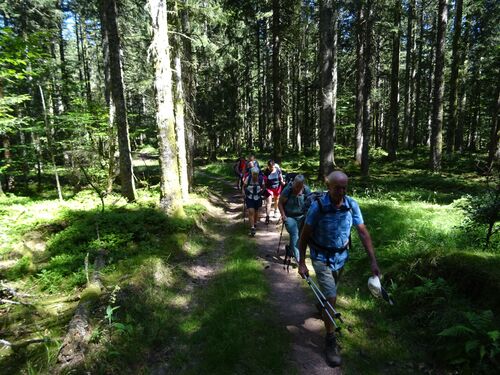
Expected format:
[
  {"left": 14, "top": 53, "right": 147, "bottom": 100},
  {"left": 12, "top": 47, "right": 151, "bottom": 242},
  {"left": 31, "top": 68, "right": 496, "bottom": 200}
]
[
  {"left": 367, "top": 275, "right": 382, "bottom": 298},
  {"left": 368, "top": 275, "right": 395, "bottom": 305}
]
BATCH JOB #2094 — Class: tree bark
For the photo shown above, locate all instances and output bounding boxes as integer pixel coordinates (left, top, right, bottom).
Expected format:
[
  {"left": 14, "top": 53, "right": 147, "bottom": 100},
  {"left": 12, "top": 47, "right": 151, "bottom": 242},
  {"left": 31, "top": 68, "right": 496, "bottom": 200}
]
[
  {"left": 147, "top": 0, "right": 183, "bottom": 214},
  {"left": 388, "top": 0, "right": 401, "bottom": 160},
  {"left": 446, "top": 0, "right": 463, "bottom": 153},
  {"left": 100, "top": 0, "right": 136, "bottom": 202},
  {"left": 318, "top": 0, "right": 337, "bottom": 179},
  {"left": 430, "top": 0, "right": 447, "bottom": 171}
]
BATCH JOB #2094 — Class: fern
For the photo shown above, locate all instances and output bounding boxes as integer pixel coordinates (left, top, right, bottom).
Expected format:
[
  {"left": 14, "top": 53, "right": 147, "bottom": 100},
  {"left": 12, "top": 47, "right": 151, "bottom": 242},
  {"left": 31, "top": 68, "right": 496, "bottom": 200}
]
[{"left": 437, "top": 310, "right": 500, "bottom": 370}]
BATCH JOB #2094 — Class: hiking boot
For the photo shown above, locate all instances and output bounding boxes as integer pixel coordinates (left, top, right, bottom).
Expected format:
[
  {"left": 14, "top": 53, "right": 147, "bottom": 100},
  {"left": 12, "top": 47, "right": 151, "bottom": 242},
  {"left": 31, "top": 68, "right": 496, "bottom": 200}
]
[
  {"left": 265, "top": 215, "right": 270, "bottom": 225},
  {"left": 325, "top": 333, "right": 342, "bottom": 367},
  {"left": 249, "top": 227, "right": 256, "bottom": 237}
]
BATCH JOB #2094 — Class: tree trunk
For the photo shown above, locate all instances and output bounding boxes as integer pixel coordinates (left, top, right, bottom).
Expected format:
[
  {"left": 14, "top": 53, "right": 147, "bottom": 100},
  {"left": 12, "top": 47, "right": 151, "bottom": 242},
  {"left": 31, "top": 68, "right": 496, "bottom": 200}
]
[
  {"left": 57, "top": 0, "right": 69, "bottom": 110},
  {"left": 256, "top": 19, "right": 264, "bottom": 151},
  {"left": 412, "top": 0, "right": 424, "bottom": 149},
  {"left": 39, "top": 85, "right": 63, "bottom": 201},
  {"left": 486, "top": 81, "right": 500, "bottom": 172},
  {"left": 446, "top": 0, "right": 463, "bottom": 153},
  {"left": 430, "top": 0, "right": 447, "bottom": 171},
  {"left": 402, "top": 0, "right": 415, "bottom": 148},
  {"left": 354, "top": 2, "right": 365, "bottom": 164},
  {"left": 100, "top": 5, "right": 117, "bottom": 193},
  {"left": 361, "top": 0, "right": 373, "bottom": 177},
  {"left": 468, "top": 76, "right": 480, "bottom": 152},
  {"left": 173, "top": 34, "right": 189, "bottom": 202},
  {"left": 318, "top": 0, "right": 337, "bottom": 178},
  {"left": 147, "top": 0, "right": 183, "bottom": 214},
  {"left": 272, "top": 0, "right": 282, "bottom": 162},
  {"left": 388, "top": 0, "right": 401, "bottom": 160},
  {"left": 180, "top": 0, "right": 195, "bottom": 191},
  {"left": 100, "top": 0, "right": 136, "bottom": 202}
]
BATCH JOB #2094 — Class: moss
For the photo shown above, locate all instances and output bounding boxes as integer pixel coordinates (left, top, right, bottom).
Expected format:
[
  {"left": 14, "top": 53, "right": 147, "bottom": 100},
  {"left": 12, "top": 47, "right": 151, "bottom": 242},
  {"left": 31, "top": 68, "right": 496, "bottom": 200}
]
[{"left": 80, "top": 283, "right": 102, "bottom": 303}]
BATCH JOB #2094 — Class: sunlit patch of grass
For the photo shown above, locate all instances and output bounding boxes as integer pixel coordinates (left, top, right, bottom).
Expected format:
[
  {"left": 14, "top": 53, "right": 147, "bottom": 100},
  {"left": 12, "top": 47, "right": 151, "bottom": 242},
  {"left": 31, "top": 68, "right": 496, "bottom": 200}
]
[{"left": 170, "top": 231, "right": 290, "bottom": 375}]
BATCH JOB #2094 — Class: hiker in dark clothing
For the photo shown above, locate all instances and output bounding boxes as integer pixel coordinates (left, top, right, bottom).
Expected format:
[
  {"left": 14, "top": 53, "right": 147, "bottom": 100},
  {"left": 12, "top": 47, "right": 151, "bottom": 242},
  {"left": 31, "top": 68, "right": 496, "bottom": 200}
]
[
  {"left": 298, "top": 170, "right": 381, "bottom": 368},
  {"left": 278, "top": 174, "right": 311, "bottom": 261}
]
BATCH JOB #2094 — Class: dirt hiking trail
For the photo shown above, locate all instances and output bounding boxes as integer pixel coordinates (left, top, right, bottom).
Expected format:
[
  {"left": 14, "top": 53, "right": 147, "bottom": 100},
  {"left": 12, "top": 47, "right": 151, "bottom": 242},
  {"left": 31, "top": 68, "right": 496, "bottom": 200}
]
[{"left": 227, "top": 182, "right": 342, "bottom": 374}]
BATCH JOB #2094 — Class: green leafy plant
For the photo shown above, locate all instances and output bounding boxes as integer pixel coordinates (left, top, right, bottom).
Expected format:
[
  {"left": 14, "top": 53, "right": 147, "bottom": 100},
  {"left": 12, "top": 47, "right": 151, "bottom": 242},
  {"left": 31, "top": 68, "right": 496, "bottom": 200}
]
[
  {"left": 455, "top": 175, "right": 500, "bottom": 249},
  {"left": 438, "top": 310, "right": 500, "bottom": 370}
]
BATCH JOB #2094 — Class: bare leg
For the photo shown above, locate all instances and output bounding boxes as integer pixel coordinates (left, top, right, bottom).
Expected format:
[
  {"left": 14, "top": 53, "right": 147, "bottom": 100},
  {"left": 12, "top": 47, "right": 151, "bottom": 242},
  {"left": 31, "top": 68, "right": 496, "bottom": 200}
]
[
  {"left": 248, "top": 208, "right": 255, "bottom": 228},
  {"left": 323, "top": 296, "right": 337, "bottom": 334},
  {"left": 266, "top": 196, "right": 272, "bottom": 217}
]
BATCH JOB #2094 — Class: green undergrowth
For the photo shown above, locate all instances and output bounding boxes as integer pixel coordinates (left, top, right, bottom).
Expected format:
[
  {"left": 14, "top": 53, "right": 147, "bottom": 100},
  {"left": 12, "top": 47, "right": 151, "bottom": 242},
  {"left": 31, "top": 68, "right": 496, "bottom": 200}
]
[
  {"left": 0, "top": 188, "right": 209, "bottom": 374},
  {"left": 203, "top": 156, "right": 498, "bottom": 373},
  {"left": 341, "top": 196, "right": 500, "bottom": 374},
  {"left": 83, "top": 204, "right": 288, "bottom": 374}
]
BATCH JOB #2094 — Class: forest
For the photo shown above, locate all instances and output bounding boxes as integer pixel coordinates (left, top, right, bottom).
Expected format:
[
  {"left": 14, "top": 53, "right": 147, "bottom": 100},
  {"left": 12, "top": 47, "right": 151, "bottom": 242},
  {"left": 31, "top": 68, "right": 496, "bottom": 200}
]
[{"left": 0, "top": 0, "right": 499, "bottom": 374}]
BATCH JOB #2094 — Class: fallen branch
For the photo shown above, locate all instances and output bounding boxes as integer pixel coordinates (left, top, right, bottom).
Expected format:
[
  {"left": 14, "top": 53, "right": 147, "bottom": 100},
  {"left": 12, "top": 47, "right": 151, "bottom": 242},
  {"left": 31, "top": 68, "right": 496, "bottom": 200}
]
[
  {"left": 1, "top": 281, "right": 32, "bottom": 298},
  {"left": 0, "top": 298, "right": 21, "bottom": 305},
  {"left": 1, "top": 337, "right": 51, "bottom": 349},
  {"left": 54, "top": 248, "right": 106, "bottom": 374},
  {"left": 0, "top": 298, "right": 32, "bottom": 306}
]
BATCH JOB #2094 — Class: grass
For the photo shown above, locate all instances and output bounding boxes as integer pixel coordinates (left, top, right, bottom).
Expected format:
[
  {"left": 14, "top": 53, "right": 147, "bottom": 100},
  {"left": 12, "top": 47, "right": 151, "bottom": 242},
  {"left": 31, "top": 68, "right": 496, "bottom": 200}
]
[
  {"left": 169, "top": 227, "right": 290, "bottom": 374},
  {"left": 1, "top": 150, "right": 499, "bottom": 374},
  {"left": 0, "top": 187, "right": 210, "bottom": 374},
  {"left": 204, "top": 151, "right": 499, "bottom": 373}
]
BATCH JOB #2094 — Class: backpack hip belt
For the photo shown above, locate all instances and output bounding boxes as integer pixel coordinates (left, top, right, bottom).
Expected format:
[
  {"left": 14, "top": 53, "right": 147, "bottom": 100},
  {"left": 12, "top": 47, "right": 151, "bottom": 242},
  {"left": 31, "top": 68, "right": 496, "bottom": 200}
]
[{"left": 309, "top": 238, "right": 349, "bottom": 254}]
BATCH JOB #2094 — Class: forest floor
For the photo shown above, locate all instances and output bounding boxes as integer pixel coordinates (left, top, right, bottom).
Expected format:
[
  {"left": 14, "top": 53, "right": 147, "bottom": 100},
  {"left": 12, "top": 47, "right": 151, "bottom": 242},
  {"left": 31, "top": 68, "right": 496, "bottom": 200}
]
[{"left": 2, "top": 153, "right": 498, "bottom": 374}]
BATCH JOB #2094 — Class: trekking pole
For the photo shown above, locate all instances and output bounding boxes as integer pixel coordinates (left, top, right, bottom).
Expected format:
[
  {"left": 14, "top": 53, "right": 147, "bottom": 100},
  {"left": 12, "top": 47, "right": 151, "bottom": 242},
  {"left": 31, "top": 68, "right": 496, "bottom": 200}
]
[
  {"left": 283, "top": 245, "right": 292, "bottom": 273},
  {"left": 276, "top": 221, "right": 284, "bottom": 256},
  {"left": 304, "top": 277, "right": 342, "bottom": 332},
  {"left": 307, "top": 276, "right": 343, "bottom": 323}
]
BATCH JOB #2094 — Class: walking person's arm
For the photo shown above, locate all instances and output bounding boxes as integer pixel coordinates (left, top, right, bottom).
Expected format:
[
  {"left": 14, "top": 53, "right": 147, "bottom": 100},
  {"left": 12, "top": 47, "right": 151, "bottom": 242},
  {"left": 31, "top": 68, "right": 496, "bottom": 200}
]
[
  {"left": 278, "top": 195, "right": 287, "bottom": 222},
  {"left": 355, "top": 224, "right": 380, "bottom": 276}
]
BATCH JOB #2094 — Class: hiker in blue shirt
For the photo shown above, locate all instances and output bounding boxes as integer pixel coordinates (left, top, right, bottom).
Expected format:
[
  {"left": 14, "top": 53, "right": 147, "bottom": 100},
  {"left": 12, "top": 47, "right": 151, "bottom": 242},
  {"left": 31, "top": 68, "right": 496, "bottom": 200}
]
[
  {"left": 298, "top": 170, "right": 381, "bottom": 368},
  {"left": 278, "top": 174, "right": 311, "bottom": 262}
]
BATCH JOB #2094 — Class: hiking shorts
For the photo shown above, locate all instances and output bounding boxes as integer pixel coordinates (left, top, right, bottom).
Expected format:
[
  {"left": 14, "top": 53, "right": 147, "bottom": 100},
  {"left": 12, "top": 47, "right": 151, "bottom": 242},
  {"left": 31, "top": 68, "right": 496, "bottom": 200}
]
[
  {"left": 246, "top": 198, "right": 262, "bottom": 210},
  {"left": 311, "top": 258, "right": 343, "bottom": 299},
  {"left": 266, "top": 186, "right": 282, "bottom": 198}
]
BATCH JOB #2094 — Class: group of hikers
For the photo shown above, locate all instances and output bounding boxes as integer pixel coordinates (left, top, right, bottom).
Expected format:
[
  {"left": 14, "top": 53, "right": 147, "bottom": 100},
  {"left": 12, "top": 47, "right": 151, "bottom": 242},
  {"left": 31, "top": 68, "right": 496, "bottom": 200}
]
[{"left": 233, "top": 155, "right": 381, "bottom": 368}]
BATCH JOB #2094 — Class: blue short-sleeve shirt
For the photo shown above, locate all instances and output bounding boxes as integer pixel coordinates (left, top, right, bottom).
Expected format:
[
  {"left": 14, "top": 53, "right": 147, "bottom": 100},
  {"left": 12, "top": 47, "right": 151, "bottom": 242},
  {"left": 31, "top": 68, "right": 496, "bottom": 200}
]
[{"left": 305, "top": 194, "right": 364, "bottom": 270}]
